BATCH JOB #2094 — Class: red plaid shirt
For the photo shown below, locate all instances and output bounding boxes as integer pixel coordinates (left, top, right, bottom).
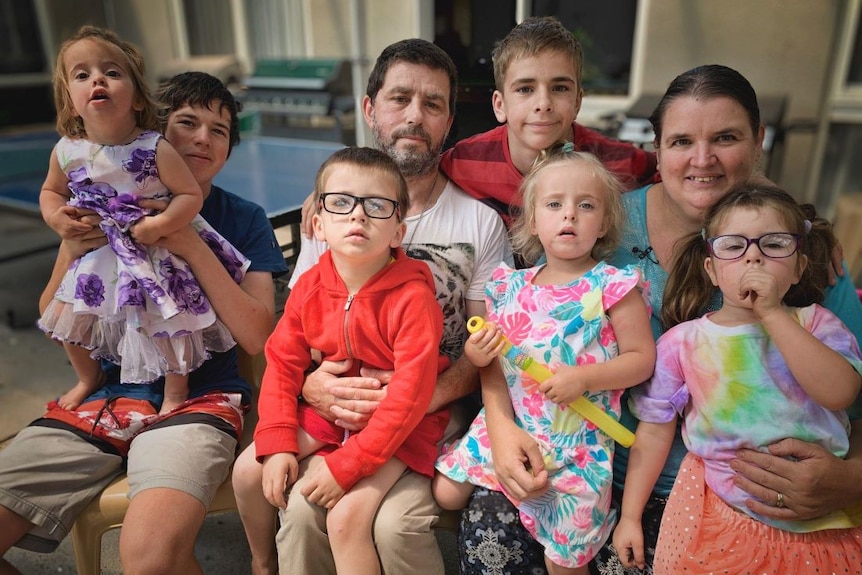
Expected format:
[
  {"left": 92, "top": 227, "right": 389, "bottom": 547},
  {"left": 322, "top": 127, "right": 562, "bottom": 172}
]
[{"left": 440, "top": 123, "right": 658, "bottom": 225}]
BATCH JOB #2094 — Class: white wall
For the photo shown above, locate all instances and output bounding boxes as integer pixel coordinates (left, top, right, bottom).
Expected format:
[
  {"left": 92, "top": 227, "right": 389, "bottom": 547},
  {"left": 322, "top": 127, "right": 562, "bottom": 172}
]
[
  {"left": 638, "top": 0, "right": 840, "bottom": 200},
  {"left": 39, "top": 0, "right": 842, "bottom": 200}
]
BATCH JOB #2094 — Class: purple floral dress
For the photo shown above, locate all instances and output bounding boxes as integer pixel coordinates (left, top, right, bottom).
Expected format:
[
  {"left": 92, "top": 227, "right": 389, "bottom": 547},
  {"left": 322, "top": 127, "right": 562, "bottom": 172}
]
[
  {"left": 436, "top": 261, "right": 642, "bottom": 568},
  {"left": 38, "top": 131, "right": 250, "bottom": 383}
]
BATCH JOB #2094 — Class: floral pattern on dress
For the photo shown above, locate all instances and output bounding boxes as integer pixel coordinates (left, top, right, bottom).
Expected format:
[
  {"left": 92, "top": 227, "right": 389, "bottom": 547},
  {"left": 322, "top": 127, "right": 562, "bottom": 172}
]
[
  {"left": 437, "top": 261, "right": 643, "bottom": 568},
  {"left": 38, "top": 131, "right": 251, "bottom": 383}
]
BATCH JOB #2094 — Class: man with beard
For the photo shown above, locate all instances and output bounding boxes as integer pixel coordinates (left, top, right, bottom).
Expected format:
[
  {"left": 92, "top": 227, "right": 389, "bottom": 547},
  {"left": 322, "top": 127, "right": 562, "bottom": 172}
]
[{"left": 231, "top": 39, "right": 511, "bottom": 575}]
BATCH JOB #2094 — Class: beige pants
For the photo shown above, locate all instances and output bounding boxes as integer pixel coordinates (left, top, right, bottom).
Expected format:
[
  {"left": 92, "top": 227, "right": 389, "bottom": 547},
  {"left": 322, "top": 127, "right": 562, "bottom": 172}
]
[
  {"left": 276, "top": 454, "right": 445, "bottom": 575},
  {"left": 275, "top": 399, "right": 476, "bottom": 574}
]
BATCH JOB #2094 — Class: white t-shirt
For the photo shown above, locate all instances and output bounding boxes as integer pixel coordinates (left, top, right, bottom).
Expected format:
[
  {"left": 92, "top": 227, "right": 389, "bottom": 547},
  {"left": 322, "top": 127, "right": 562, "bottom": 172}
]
[{"left": 290, "top": 179, "right": 513, "bottom": 361}]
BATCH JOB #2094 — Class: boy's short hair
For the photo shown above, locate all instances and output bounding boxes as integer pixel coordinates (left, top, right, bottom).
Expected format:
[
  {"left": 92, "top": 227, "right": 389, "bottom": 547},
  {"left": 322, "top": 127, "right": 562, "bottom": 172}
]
[
  {"left": 366, "top": 38, "right": 458, "bottom": 116},
  {"left": 156, "top": 71, "right": 242, "bottom": 156},
  {"left": 313, "top": 147, "right": 410, "bottom": 221},
  {"left": 491, "top": 16, "right": 583, "bottom": 91}
]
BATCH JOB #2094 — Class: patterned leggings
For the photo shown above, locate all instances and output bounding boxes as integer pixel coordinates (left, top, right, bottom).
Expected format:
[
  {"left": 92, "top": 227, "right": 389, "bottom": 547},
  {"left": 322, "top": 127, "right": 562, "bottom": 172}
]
[
  {"left": 457, "top": 486, "right": 667, "bottom": 575},
  {"left": 590, "top": 485, "right": 666, "bottom": 575}
]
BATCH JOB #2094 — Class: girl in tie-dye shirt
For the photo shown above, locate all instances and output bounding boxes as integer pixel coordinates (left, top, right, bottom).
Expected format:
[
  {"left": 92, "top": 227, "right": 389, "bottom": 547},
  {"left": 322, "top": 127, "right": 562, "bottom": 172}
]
[
  {"left": 434, "top": 147, "right": 656, "bottom": 574},
  {"left": 614, "top": 185, "right": 862, "bottom": 575}
]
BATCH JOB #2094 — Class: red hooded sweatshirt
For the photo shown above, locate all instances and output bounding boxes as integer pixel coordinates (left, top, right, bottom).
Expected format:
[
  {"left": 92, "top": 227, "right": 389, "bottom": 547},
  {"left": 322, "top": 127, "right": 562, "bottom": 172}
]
[{"left": 255, "top": 247, "right": 449, "bottom": 490}]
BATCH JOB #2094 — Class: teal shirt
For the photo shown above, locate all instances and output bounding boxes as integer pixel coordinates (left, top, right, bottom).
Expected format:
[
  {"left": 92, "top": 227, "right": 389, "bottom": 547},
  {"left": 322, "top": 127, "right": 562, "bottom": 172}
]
[{"left": 609, "top": 185, "right": 862, "bottom": 495}]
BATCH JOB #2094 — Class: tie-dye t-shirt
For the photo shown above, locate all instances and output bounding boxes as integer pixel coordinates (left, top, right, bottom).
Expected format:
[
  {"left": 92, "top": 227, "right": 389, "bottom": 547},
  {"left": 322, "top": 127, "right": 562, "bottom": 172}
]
[{"left": 631, "top": 304, "right": 862, "bottom": 532}]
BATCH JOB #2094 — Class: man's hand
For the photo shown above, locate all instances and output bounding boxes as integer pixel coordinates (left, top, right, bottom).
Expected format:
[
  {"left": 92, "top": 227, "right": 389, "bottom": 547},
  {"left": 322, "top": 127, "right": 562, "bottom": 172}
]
[
  {"left": 487, "top": 416, "right": 548, "bottom": 501},
  {"left": 301, "top": 359, "right": 387, "bottom": 430},
  {"left": 46, "top": 205, "right": 98, "bottom": 239},
  {"left": 731, "top": 438, "right": 853, "bottom": 520},
  {"left": 261, "top": 452, "right": 299, "bottom": 509},
  {"left": 56, "top": 210, "right": 107, "bottom": 260},
  {"left": 133, "top": 200, "right": 201, "bottom": 256},
  {"left": 299, "top": 459, "right": 345, "bottom": 509},
  {"left": 300, "top": 192, "right": 316, "bottom": 238}
]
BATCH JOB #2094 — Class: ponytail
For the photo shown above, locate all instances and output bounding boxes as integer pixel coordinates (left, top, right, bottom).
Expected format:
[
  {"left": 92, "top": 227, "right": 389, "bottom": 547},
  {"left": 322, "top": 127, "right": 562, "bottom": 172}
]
[
  {"left": 662, "top": 231, "right": 716, "bottom": 329},
  {"left": 663, "top": 185, "right": 840, "bottom": 328},
  {"left": 785, "top": 204, "right": 834, "bottom": 307}
]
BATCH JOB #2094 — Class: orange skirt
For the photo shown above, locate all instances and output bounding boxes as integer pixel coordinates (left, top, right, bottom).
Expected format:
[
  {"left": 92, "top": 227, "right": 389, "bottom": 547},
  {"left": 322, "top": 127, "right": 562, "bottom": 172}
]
[{"left": 655, "top": 453, "right": 862, "bottom": 575}]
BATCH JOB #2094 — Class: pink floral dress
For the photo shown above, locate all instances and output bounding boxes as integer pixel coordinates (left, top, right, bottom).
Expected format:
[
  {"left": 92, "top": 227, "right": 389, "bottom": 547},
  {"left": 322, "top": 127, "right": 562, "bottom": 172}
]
[
  {"left": 436, "top": 261, "right": 642, "bottom": 568},
  {"left": 38, "top": 131, "right": 250, "bottom": 383}
]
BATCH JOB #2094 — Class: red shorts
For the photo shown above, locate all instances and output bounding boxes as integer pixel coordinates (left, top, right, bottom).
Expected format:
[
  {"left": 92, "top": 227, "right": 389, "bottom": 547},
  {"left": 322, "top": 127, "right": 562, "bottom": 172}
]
[{"left": 42, "top": 392, "right": 247, "bottom": 456}]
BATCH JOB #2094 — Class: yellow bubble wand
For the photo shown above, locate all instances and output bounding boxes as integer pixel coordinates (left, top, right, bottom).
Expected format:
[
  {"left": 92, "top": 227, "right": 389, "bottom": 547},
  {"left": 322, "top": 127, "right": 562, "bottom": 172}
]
[{"left": 467, "top": 316, "right": 635, "bottom": 447}]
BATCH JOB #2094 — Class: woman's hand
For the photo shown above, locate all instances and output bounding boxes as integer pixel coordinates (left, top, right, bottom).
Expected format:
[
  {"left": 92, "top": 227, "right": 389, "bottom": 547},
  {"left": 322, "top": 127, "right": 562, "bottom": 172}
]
[
  {"left": 731, "top": 437, "right": 858, "bottom": 520},
  {"left": 827, "top": 240, "right": 844, "bottom": 285}
]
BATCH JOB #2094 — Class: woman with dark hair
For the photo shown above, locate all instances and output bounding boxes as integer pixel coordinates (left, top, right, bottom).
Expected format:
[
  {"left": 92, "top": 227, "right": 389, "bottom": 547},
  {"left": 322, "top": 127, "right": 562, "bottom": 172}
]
[
  {"left": 473, "top": 64, "right": 862, "bottom": 575},
  {"left": 600, "top": 63, "right": 862, "bottom": 573}
]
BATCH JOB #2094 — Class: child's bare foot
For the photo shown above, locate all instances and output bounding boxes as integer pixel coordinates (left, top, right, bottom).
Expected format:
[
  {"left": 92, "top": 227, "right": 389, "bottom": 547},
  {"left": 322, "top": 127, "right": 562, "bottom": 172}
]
[
  {"left": 58, "top": 382, "right": 96, "bottom": 410},
  {"left": 159, "top": 393, "right": 188, "bottom": 415}
]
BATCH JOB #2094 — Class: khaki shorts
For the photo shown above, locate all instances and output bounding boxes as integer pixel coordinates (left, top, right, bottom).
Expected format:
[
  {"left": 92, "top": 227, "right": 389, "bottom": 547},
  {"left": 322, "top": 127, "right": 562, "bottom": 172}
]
[
  {"left": 126, "top": 420, "right": 236, "bottom": 506},
  {"left": 0, "top": 426, "right": 123, "bottom": 552},
  {"left": 0, "top": 419, "right": 237, "bottom": 552}
]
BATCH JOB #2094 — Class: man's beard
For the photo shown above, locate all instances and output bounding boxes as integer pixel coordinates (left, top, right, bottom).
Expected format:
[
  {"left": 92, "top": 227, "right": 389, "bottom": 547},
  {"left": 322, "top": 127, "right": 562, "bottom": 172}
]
[{"left": 372, "top": 117, "right": 442, "bottom": 177}]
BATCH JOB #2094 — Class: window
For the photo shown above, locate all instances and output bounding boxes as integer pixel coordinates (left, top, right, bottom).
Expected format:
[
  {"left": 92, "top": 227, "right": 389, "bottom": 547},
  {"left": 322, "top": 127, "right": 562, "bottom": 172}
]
[
  {"left": 0, "top": 0, "right": 52, "bottom": 128},
  {"left": 0, "top": 0, "right": 45, "bottom": 74},
  {"left": 434, "top": 0, "right": 641, "bottom": 139},
  {"left": 810, "top": 0, "right": 862, "bottom": 218},
  {"left": 183, "top": 0, "right": 235, "bottom": 56},
  {"left": 434, "top": 0, "right": 638, "bottom": 95},
  {"left": 843, "top": 1, "right": 862, "bottom": 92},
  {"left": 532, "top": 0, "right": 637, "bottom": 96}
]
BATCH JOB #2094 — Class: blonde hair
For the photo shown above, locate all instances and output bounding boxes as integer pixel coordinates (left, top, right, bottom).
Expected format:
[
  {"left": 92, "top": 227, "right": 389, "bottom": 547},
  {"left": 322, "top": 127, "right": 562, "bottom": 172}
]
[
  {"left": 53, "top": 25, "right": 160, "bottom": 138},
  {"left": 511, "top": 143, "right": 624, "bottom": 266},
  {"left": 492, "top": 16, "right": 583, "bottom": 91}
]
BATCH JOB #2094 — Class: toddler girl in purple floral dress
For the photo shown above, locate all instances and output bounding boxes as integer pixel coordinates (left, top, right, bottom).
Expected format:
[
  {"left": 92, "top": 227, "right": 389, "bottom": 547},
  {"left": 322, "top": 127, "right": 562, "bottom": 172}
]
[{"left": 38, "top": 26, "right": 249, "bottom": 414}]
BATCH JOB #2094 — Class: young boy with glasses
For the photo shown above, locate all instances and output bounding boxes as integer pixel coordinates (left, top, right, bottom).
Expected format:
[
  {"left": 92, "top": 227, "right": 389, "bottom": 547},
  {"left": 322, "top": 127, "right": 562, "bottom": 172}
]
[{"left": 252, "top": 146, "right": 450, "bottom": 575}]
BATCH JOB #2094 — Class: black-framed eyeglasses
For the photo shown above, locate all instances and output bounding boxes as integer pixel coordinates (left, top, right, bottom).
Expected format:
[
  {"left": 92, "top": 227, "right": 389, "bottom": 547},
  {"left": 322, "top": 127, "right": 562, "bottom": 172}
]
[
  {"left": 706, "top": 233, "right": 802, "bottom": 260},
  {"left": 319, "top": 193, "right": 399, "bottom": 219}
]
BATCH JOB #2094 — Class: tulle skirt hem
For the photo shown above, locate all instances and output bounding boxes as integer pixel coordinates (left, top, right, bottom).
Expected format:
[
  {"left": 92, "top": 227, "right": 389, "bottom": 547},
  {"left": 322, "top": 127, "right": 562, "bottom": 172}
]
[{"left": 39, "top": 299, "right": 235, "bottom": 383}]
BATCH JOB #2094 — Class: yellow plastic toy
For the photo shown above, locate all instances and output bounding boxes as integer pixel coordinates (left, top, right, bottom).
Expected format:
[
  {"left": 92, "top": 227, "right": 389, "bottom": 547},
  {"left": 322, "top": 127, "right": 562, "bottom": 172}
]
[{"left": 467, "top": 316, "right": 635, "bottom": 447}]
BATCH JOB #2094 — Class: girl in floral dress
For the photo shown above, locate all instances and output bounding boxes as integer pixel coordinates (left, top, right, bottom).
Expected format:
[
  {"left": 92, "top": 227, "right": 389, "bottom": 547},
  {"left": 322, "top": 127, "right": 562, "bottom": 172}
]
[
  {"left": 38, "top": 26, "right": 249, "bottom": 414},
  {"left": 433, "top": 145, "right": 656, "bottom": 574}
]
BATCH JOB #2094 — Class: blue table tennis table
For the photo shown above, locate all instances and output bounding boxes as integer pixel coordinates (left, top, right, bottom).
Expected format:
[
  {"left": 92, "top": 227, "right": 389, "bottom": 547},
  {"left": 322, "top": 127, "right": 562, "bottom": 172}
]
[
  {"left": 216, "top": 136, "right": 345, "bottom": 226},
  {"left": 0, "top": 133, "right": 342, "bottom": 264},
  {"left": 213, "top": 136, "right": 343, "bottom": 259}
]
